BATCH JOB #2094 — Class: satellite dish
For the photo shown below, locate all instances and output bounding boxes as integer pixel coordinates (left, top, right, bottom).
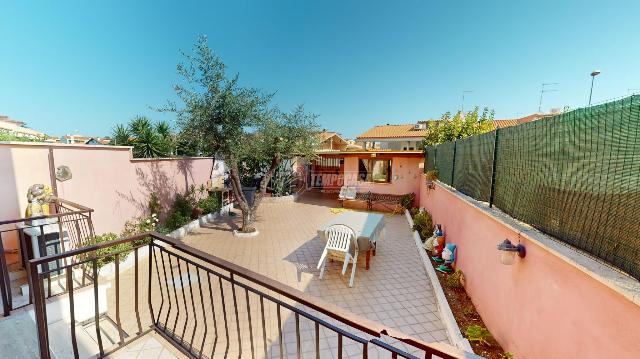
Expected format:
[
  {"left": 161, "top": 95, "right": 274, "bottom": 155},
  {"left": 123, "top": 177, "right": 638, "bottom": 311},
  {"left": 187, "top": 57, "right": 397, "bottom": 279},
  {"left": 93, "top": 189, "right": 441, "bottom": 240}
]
[{"left": 56, "top": 165, "right": 72, "bottom": 182}]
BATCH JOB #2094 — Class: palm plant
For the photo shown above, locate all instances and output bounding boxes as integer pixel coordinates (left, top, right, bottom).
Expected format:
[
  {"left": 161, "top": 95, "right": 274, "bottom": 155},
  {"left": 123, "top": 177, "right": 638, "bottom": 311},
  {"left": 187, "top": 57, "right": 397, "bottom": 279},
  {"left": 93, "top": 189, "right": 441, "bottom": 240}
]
[
  {"left": 112, "top": 124, "right": 131, "bottom": 146},
  {"left": 111, "top": 116, "right": 172, "bottom": 158},
  {"left": 133, "top": 125, "right": 166, "bottom": 158}
]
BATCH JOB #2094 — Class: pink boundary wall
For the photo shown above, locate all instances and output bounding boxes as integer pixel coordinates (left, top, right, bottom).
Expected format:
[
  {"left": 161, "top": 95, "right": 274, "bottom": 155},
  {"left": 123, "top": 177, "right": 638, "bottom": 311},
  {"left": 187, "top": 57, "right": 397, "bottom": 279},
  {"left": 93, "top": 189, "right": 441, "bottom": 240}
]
[
  {"left": 419, "top": 177, "right": 640, "bottom": 359},
  {"left": 0, "top": 143, "right": 214, "bottom": 266}
]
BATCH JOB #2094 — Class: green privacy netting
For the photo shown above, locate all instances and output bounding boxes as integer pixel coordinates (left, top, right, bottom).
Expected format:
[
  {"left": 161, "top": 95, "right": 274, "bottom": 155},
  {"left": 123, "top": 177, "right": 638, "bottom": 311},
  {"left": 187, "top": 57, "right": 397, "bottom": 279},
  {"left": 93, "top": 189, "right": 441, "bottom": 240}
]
[{"left": 424, "top": 95, "right": 640, "bottom": 279}]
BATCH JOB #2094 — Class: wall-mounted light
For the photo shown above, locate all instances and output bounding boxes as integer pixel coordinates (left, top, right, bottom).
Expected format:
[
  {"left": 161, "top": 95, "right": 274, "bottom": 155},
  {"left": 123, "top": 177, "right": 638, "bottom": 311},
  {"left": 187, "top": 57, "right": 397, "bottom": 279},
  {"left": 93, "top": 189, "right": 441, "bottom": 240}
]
[{"left": 496, "top": 239, "right": 526, "bottom": 265}]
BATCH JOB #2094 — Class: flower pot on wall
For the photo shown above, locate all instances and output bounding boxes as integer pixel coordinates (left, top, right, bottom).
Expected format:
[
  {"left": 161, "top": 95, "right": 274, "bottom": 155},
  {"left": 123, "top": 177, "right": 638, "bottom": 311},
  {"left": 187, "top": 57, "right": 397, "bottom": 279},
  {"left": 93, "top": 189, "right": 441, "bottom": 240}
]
[{"left": 242, "top": 186, "right": 257, "bottom": 206}]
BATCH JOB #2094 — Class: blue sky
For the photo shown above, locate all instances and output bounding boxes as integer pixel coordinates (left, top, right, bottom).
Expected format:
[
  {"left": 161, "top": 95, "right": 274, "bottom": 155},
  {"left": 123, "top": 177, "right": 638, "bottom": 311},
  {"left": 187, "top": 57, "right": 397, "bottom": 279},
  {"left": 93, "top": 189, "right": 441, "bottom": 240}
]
[{"left": 1, "top": 0, "right": 639, "bottom": 139}]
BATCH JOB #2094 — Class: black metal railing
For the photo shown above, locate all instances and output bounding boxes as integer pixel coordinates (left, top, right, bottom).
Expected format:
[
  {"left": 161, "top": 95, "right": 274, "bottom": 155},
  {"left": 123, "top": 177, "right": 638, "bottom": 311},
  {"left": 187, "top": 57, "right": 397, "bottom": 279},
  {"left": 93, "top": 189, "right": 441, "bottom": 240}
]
[
  {"left": 29, "top": 232, "right": 470, "bottom": 359},
  {"left": 0, "top": 197, "right": 94, "bottom": 316}
]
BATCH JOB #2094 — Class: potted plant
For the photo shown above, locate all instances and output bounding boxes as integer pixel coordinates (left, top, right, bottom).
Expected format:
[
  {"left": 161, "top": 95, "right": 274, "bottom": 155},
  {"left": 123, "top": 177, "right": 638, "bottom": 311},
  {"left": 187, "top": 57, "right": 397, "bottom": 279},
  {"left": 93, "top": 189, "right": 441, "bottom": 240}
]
[{"left": 425, "top": 169, "right": 439, "bottom": 189}]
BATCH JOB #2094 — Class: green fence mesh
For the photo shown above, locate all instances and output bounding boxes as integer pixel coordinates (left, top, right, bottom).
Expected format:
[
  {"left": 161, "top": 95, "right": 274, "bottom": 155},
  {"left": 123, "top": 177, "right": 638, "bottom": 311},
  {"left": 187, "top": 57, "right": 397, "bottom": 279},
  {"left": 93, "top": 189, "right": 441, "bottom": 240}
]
[
  {"left": 452, "top": 131, "right": 496, "bottom": 202},
  {"left": 425, "top": 146, "right": 436, "bottom": 172},
  {"left": 423, "top": 95, "right": 640, "bottom": 279},
  {"left": 434, "top": 141, "right": 455, "bottom": 185}
]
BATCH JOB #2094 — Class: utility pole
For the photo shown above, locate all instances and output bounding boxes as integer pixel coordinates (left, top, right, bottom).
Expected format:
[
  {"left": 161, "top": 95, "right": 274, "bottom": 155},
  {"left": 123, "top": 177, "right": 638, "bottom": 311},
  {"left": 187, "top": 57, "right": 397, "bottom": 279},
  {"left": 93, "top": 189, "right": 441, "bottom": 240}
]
[{"left": 538, "top": 83, "right": 558, "bottom": 113}]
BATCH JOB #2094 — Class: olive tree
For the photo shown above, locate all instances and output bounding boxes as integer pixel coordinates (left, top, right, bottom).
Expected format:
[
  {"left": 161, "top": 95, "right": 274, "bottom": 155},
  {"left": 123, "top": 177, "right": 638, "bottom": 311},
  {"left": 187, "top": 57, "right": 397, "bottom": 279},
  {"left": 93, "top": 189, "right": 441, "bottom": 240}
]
[
  {"left": 422, "top": 107, "right": 495, "bottom": 147},
  {"left": 169, "top": 36, "right": 319, "bottom": 233}
]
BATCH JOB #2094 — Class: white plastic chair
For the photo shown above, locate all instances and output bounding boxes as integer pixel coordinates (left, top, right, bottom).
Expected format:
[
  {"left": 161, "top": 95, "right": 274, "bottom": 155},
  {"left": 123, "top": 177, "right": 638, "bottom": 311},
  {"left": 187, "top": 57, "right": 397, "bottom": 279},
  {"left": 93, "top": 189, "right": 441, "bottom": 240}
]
[
  {"left": 317, "top": 224, "right": 358, "bottom": 287},
  {"left": 345, "top": 187, "right": 357, "bottom": 200},
  {"left": 338, "top": 186, "right": 348, "bottom": 200}
]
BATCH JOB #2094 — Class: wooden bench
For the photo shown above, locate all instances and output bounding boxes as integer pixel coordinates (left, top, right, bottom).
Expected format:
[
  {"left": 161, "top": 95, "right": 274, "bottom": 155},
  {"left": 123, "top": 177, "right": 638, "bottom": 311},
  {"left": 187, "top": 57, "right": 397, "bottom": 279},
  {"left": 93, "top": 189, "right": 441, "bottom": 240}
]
[{"left": 341, "top": 191, "right": 414, "bottom": 214}]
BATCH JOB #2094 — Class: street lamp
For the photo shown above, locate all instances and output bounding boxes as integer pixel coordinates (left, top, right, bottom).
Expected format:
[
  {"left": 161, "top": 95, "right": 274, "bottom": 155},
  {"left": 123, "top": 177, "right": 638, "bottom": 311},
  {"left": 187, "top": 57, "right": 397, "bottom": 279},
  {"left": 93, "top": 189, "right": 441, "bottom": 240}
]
[{"left": 588, "top": 70, "right": 601, "bottom": 106}]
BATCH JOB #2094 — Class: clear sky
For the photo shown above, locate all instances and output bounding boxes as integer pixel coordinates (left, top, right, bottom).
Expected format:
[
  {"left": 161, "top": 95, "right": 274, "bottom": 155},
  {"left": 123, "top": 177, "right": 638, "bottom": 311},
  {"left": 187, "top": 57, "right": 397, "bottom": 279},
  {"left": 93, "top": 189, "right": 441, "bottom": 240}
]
[{"left": 2, "top": 0, "right": 639, "bottom": 139}]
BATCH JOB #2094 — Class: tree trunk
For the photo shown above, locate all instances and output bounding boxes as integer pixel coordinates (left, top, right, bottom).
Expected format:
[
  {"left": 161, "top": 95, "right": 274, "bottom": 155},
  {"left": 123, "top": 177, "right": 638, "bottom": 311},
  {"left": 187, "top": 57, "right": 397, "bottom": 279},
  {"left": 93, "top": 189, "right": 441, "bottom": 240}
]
[
  {"left": 241, "top": 208, "right": 256, "bottom": 233},
  {"left": 227, "top": 152, "right": 282, "bottom": 233}
]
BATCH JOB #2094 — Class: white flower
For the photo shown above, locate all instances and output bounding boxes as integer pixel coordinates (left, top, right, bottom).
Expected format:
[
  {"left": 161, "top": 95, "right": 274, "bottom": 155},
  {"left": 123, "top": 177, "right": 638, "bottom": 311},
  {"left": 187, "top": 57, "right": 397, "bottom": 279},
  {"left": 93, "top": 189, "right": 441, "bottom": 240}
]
[
  {"left": 146, "top": 219, "right": 151, "bottom": 223},
  {"left": 152, "top": 213, "right": 157, "bottom": 217}
]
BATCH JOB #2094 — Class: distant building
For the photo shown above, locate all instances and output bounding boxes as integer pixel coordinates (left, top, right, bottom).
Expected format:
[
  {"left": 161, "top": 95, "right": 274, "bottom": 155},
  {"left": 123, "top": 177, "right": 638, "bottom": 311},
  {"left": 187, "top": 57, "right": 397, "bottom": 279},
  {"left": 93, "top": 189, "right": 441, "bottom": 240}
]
[
  {"left": 356, "top": 113, "right": 554, "bottom": 150},
  {"left": 61, "top": 135, "right": 111, "bottom": 145},
  {"left": 317, "top": 131, "right": 350, "bottom": 152},
  {"left": 0, "top": 115, "right": 49, "bottom": 140}
]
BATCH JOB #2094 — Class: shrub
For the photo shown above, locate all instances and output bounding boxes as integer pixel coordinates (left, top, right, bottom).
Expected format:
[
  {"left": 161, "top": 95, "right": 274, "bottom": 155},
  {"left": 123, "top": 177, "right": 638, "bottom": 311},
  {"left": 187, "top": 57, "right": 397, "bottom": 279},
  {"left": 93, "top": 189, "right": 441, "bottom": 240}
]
[
  {"left": 425, "top": 169, "right": 439, "bottom": 181},
  {"left": 198, "top": 195, "right": 221, "bottom": 214},
  {"left": 445, "top": 269, "right": 465, "bottom": 289},
  {"left": 400, "top": 193, "right": 415, "bottom": 210},
  {"left": 121, "top": 214, "right": 159, "bottom": 238},
  {"left": 88, "top": 233, "right": 132, "bottom": 270},
  {"left": 465, "top": 325, "right": 493, "bottom": 346},
  {"left": 412, "top": 210, "right": 433, "bottom": 240},
  {"left": 172, "top": 194, "right": 193, "bottom": 218},
  {"left": 165, "top": 212, "right": 191, "bottom": 231},
  {"left": 148, "top": 192, "right": 161, "bottom": 216}
]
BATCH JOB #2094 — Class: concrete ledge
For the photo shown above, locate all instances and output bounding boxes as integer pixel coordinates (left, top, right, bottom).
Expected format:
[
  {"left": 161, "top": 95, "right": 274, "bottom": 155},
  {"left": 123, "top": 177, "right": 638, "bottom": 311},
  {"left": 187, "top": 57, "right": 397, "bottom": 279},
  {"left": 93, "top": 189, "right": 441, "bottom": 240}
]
[
  {"left": 261, "top": 193, "right": 299, "bottom": 203},
  {"left": 432, "top": 181, "right": 640, "bottom": 307},
  {"left": 404, "top": 209, "right": 474, "bottom": 353},
  {"left": 233, "top": 229, "right": 260, "bottom": 238},
  {"left": 99, "top": 204, "right": 233, "bottom": 279}
]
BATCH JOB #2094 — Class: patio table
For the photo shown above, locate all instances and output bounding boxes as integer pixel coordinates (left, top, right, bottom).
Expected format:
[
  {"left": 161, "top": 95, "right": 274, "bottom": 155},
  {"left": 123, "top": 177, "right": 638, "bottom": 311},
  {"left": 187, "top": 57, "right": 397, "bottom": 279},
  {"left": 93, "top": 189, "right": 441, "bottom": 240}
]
[{"left": 317, "top": 211, "right": 385, "bottom": 270}]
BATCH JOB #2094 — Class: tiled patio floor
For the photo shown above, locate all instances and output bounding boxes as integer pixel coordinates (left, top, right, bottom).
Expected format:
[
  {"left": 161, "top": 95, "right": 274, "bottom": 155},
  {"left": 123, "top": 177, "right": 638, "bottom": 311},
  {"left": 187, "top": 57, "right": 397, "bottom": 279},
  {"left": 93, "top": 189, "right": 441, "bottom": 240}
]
[{"left": 181, "top": 191, "right": 448, "bottom": 345}]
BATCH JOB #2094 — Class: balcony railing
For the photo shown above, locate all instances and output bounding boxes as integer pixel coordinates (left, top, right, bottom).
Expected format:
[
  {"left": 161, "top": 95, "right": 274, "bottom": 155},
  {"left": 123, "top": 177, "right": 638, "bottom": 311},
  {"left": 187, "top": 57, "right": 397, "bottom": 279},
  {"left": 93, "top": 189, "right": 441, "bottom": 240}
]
[
  {"left": 29, "top": 232, "right": 472, "bottom": 358},
  {"left": 0, "top": 197, "right": 94, "bottom": 316}
]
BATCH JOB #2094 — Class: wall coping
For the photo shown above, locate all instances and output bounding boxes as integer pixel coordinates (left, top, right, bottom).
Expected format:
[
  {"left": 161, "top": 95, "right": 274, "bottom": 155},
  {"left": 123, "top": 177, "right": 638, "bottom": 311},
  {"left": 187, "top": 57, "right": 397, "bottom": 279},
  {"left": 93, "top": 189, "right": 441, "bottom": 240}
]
[
  {"left": 404, "top": 209, "right": 474, "bottom": 353},
  {"left": 429, "top": 178, "right": 640, "bottom": 307},
  {"left": 0, "top": 141, "right": 214, "bottom": 161},
  {"left": 0, "top": 141, "right": 133, "bottom": 150}
]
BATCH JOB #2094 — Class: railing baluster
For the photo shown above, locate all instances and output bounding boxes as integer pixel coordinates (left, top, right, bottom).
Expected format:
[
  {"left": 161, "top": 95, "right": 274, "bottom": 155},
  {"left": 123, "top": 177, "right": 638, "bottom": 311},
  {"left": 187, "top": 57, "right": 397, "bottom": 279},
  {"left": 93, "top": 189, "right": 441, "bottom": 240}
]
[
  {"left": 245, "top": 288, "right": 255, "bottom": 359},
  {"left": 66, "top": 267, "right": 79, "bottom": 359},
  {"left": 277, "top": 303, "right": 284, "bottom": 359},
  {"left": 158, "top": 249, "right": 173, "bottom": 332},
  {"left": 195, "top": 269, "right": 207, "bottom": 358},
  {"left": 260, "top": 295, "right": 267, "bottom": 359},
  {"left": 167, "top": 254, "right": 181, "bottom": 337},
  {"left": 186, "top": 263, "right": 198, "bottom": 350},
  {"left": 152, "top": 247, "right": 166, "bottom": 326},
  {"left": 218, "top": 276, "right": 230, "bottom": 358},
  {"left": 230, "top": 273, "right": 242, "bottom": 357},
  {"left": 362, "top": 342, "right": 368, "bottom": 359},
  {"left": 295, "top": 312, "right": 301, "bottom": 359},
  {"left": 176, "top": 259, "right": 189, "bottom": 342},
  {"left": 92, "top": 259, "right": 104, "bottom": 357},
  {"left": 315, "top": 321, "right": 320, "bottom": 359},
  {"left": 134, "top": 248, "right": 142, "bottom": 334},
  {"left": 147, "top": 243, "right": 155, "bottom": 339},
  {"left": 0, "top": 232, "right": 12, "bottom": 315},
  {"left": 32, "top": 270, "right": 50, "bottom": 359},
  {"left": 206, "top": 272, "right": 219, "bottom": 357},
  {"left": 338, "top": 333, "right": 343, "bottom": 359},
  {"left": 114, "top": 253, "right": 125, "bottom": 345}
]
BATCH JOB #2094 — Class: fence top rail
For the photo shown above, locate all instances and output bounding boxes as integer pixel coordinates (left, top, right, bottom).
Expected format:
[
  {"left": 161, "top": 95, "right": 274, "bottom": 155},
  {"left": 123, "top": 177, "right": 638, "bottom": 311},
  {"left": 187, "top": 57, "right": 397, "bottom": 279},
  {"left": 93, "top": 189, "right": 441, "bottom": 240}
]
[
  {"left": 0, "top": 197, "right": 93, "bottom": 226},
  {"left": 28, "top": 231, "right": 470, "bottom": 359}
]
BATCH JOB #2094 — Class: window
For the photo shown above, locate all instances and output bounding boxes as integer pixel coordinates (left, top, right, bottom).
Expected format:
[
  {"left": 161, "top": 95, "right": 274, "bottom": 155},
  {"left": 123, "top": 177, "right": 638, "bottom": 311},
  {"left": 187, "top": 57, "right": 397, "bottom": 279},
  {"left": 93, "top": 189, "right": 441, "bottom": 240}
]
[{"left": 358, "top": 159, "right": 392, "bottom": 183}]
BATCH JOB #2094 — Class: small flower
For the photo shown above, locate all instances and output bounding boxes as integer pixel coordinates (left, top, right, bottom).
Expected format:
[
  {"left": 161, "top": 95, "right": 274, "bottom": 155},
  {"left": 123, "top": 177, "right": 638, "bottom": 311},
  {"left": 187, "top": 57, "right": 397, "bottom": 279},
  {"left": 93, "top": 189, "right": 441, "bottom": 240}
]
[{"left": 146, "top": 219, "right": 151, "bottom": 224}]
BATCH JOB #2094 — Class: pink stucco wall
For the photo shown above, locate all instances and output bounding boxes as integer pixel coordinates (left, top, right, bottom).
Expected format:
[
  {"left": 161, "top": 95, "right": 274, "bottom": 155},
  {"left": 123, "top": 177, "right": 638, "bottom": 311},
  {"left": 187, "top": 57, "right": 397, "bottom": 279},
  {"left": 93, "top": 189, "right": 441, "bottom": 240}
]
[
  {"left": 343, "top": 156, "right": 423, "bottom": 197},
  {"left": 419, "top": 177, "right": 640, "bottom": 359},
  {"left": 0, "top": 143, "right": 214, "bottom": 266}
]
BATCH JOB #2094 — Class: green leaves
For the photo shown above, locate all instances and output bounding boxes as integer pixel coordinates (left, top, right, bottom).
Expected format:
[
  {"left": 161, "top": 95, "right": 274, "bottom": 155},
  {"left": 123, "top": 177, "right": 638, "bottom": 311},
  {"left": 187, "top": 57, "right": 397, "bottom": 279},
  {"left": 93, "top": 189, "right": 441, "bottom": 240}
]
[
  {"left": 111, "top": 116, "right": 175, "bottom": 158},
  {"left": 465, "top": 325, "right": 493, "bottom": 346},
  {"left": 422, "top": 107, "right": 495, "bottom": 147}
]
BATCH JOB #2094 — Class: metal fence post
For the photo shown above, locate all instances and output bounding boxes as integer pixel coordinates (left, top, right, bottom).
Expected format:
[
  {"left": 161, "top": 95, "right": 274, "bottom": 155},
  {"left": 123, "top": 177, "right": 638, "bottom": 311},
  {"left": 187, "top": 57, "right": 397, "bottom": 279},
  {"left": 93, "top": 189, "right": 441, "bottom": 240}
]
[
  {"left": 488, "top": 129, "right": 500, "bottom": 208},
  {"left": 451, "top": 140, "right": 457, "bottom": 187}
]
